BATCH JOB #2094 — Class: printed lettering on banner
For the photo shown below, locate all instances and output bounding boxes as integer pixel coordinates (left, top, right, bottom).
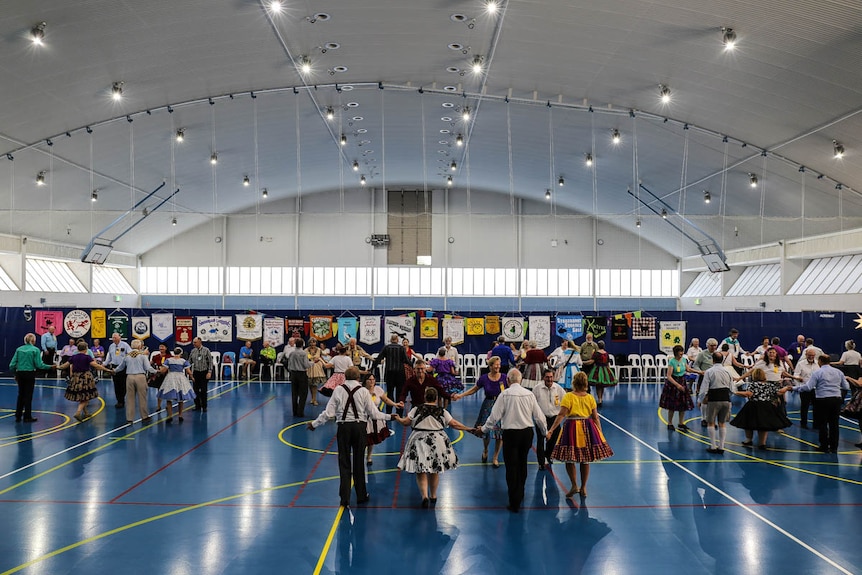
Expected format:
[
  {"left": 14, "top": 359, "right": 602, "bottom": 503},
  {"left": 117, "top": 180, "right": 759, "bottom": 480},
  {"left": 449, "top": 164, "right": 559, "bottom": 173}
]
[
  {"left": 286, "top": 318, "right": 305, "bottom": 339},
  {"left": 485, "top": 316, "right": 500, "bottom": 334},
  {"left": 359, "top": 316, "right": 381, "bottom": 345},
  {"left": 384, "top": 316, "right": 415, "bottom": 345},
  {"left": 175, "top": 317, "right": 194, "bottom": 345},
  {"left": 90, "top": 309, "right": 107, "bottom": 339},
  {"left": 555, "top": 315, "right": 583, "bottom": 341},
  {"left": 501, "top": 317, "right": 525, "bottom": 342},
  {"left": 131, "top": 317, "right": 151, "bottom": 340},
  {"left": 263, "top": 317, "right": 284, "bottom": 347},
  {"left": 151, "top": 313, "right": 174, "bottom": 342},
  {"left": 337, "top": 317, "right": 358, "bottom": 345},
  {"left": 64, "top": 310, "right": 91, "bottom": 338},
  {"left": 35, "top": 310, "right": 64, "bottom": 336},
  {"left": 659, "top": 321, "right": 686, "bottom": 354},
  {"left": 528, "top": 316, "right": 550, "bottom": 349},
  {"left": 584, "top": 316, "right": 608, "bottom": 340},
  {"left": 611, "top": 317, "right": 629, "bottom": 342},
  {"left": 236, "top": 314, "right": 263, "bottom": 341},
  {"left": 198, "top": 316, "right": 232, "bottom": 342},
  {"left": 442, "top": 318, "right": 465, "bottom": 345}
]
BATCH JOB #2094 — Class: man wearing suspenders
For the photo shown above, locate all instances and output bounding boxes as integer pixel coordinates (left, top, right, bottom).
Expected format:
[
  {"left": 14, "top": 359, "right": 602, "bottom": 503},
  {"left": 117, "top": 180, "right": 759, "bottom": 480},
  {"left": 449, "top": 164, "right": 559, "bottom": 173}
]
[{"left": 308, "top": 366, "right": 394, "bottom": 507}]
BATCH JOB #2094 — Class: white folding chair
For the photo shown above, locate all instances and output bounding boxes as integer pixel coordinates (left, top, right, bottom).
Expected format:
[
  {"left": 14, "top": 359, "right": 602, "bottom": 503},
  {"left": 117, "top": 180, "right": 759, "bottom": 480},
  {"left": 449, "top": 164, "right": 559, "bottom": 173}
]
[
  {"left": 618, "top": 354, "right": 641, "bottom": 382},
  {"left": 654, "top": 354, "right": 669, "bottom": 380},
  {"left": 210, "top": 351, "right": 221, "bottom": 379},
  {"left": 607, "top": 354, "right": 619, "bottom": 380},
  {"left": 462, "top": 354, "right": 478, "bottom": 383},
  {"left": 640, "top": 354, "right": 658, "bottom": 381}
]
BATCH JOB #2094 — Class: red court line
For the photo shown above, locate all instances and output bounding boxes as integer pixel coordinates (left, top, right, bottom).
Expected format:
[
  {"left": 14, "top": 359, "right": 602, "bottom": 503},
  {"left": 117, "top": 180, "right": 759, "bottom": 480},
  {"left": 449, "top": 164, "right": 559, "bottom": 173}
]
[
  {"left": 108, "top": 396, "right": 275, "bottom": 503},
  {"left": 288, "top": 432, "right": 337, "bottom": 508}
]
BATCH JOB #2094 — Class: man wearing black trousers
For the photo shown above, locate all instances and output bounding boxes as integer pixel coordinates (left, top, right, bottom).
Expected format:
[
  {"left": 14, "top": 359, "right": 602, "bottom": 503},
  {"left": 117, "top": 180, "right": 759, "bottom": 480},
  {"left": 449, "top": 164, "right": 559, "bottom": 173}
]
[
  {"left": 287, "top": 338, "right": 312, "bottom": 417},
  {"left": 10, "top": 333, "right": 53, "bottom": 422},
  {"left": 790, "top": 354, "right": 850, "bottom": 453},
  {"left": 307, "top": 367, "right": 393, "bottom": 507},
  {"left": 371, "top": 334, "right": 410, "bottom": 415},
  {"left": 533, "top": 369, "right": 566, "bottom": 470},
  {"left": 481, "top": 369, "right": 548, "bottom": 513},
  {"left": 105, "top": 332, "right": 132, "bottom": 408},
  {"left": 188, "top": 338, "right": 213, "bottom": 412}
]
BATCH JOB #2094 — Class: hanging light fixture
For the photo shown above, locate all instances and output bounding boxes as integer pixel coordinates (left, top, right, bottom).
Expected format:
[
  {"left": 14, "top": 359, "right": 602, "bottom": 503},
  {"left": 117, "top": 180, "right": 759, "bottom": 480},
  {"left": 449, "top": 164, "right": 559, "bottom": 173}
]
[
  {"left": 721, "top": 27, "right": 737, "bottom": 51},
  {"left": 833, "top": 140, "right": 845, "bottom": 159},
  {"left": 450, "top": 160, "right": 457, "bottom": 172},
  {"left": 636, "top": 219, "right": 641, "bottom": 228},
  {"left": 30, "top": 22, "right": 47, "bottom": 45},
  {"left": 261, "top": 188, "right": 268, "bottom": 198},
  {"left": 661, "top": 208, "right": 668, "bottom": 219},
  {"left": 171, "top": 217, "right": 177, "bottom": 226},
  {"left": 298, "top": 55, "right": 312, "bottom": 74},
  {"left": 611, "top": 129, "right": 621, "bottom": 144},
  {"left": 545, "top": 189, "right": 551, "bottom": 200},
  {"left": 471, "top": 55, "right": 484, "bottom": 74},
  {"left": 268, "top": 1, "right": 284, "bottom": 14},
  {"left": 340, "top": 133, "right": 347, "bottom": 146},
  {"left": 352, "top": 160, "right": 359, "bottom": 171},
  {"left": 447, "top": 175, "right": 453, "bottom": 187},
  {"left": 210, "top": 152, "right": 218, "bottom": 165},
  {"left": 325, "top": 106, "right": 335, "bottom": 120},
  {"left": 91, "top": 189, "right": 98, "bottom": 202},
  {"left": 703, "top": 190, "right": 711, "bottom": 203},
  {"left": 360, "top": 174, "right": 367, "bottom": 186},
  {"left": 111, "top": 81, "right": 124, "bottom": 101},
  {"left": 175, "top": 128, "right": 185, "bottom": 142},
  {"left": 585, "top": 153, "right": 593, "bottom": 167},
  {"left": 462, "top": 106, "right": 471, "bottom": 121},
  {"left": 36, "top": 171, "right": 46, "bottom": 186},
  {"left": 455, "top": 133, "right": 464, "bottom": 146},
  {"left": 485, "top": 1, "right": 499, "bottom": 14},
  {"left": 243, "top": 175, "right": 250, "bottom": 187},
  {"left": 748, "top": 173, "right": 758, "bottom": 188},
  {"left": 558, "top": 176, "right": 565, "bottom": 187},
  {"left": 659, "top": 84, "right": 671, "bottom": 104}
]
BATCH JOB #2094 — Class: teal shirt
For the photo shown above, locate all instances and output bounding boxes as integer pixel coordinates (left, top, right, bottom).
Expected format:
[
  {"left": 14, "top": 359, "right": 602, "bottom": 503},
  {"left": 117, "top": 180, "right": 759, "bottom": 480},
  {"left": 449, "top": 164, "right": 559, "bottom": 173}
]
[
  {"left": 669, "top": 357, "right": 687, "bottom": 377},
  {"left": 10, "top": 343, "right": 52, "bottom": 372}
]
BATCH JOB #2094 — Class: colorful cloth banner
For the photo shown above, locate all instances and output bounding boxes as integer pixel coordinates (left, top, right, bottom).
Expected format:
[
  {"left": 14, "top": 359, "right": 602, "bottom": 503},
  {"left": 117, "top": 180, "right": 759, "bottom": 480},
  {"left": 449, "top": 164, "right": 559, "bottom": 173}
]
[
  {"left": 151, "top": 313, "right": 174, "bottom": 342},
  {"left": 64, "top": 310, "right": 91, "bottom": 338},
  {"left": 131, "top": 317, "right": 151, "bottom": 340},
  {"left": 236, "top": 314, "right": 263, "bottom": 341},
  {"left": 611, "top": 317, "right": 629, "bottom": 342},
  {"left": 659, "top": 321, "right": 686, "bottom": 354},
  {"left": 264, "top": 317, "right": 284, "bottom": 347},
  {"left": 35, "top": 310, "right": 64, "bottom": 336},
  {"left": 632, "top": 317, "right": 656, "bottom": 340},
  {"left": 337, "top": 317, "right": 358, "bottom": 345},
  {"left": 466, "top": 317, "right": 485, "bottom": 336},
  {"left": 584, "top": 316, "right": 608, "bottom": 340},
  {"left": 286, "top": 318, "right": 305, "bottom": 339},
  {"left": 91, "top": 309, "right": 107, "bottom": 339},
  {"left": 384, "top": 316, "right": 415, "bottom": 345},
  {"left": 501, "top": 317, "right": 525, "bottom": 342},
  {"left": 309, "top": 316, "right": 334, "bottom": 341},
  {"left": 420, "top": 317, "right": 439, "bottom": 339},
  {"left": 359, "top": 316, "right": 381, "bottom": 345},
  {"left": 442, "top": 318, "right": 465, "bottom": 345},
  {"left": 107, "top": 313, "right": 129, "bottom": 339},
  {"left": 197, "top": 316, "right": 232, "bottom": 342},
  {"left": 528, "top": 316, "right": 551, "bottom": 349},
  {"left": 176, "top": 317, "right": 194, "bottom": 346},
  {"left": 555, "top": 315, "right": 583, "bottom": 341},
  {"left": 485, "top": 316, "right": 500, "bottom": 335}
]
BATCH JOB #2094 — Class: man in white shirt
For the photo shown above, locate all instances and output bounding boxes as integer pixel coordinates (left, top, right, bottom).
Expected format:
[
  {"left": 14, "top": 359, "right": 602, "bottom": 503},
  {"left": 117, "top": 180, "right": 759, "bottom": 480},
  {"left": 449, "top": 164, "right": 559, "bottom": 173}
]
[
  {"left": 793, "top": 347, "right": 820, "bottom": 429},
  {"left": 697, "top": 355, "right": 734, "bottom": 454},
  {"left": 481, "top": 369, "right": 548, "bottom": 513},
  {"left": 533, "top": 369, "right": 566, "bottom": 470},
  {"left": 308, "top": 366, "right": 393, "bottom": 507}
]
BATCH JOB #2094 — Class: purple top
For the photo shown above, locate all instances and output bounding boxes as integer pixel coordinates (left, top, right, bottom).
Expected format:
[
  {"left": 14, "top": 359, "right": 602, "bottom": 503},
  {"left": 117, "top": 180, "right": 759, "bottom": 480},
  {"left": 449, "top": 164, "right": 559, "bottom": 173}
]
[
  {"left": 69, "top": 353, "right": 94, "bottom": 373},
  {"left": 475, "top": 372, "right": 509, "bottom": 400},
  {"left": 430, "top": 357, "right": 455, "bottom": 375}
]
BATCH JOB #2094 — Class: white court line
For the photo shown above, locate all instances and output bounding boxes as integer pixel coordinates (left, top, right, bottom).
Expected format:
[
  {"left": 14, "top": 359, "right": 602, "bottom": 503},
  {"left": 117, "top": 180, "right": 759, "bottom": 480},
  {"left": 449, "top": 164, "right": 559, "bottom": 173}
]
[
  {"left": 600, "top": 413, "right": 855, "bottom": 575},
  {"left": 0, "top": 379, "right": 240, "bottom": 482}
]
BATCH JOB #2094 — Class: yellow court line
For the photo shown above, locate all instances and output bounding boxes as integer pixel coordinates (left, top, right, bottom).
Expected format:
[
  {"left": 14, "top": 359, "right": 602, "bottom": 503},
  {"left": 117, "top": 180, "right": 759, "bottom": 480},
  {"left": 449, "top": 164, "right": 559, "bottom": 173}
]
[
  {"left": 313, "top": 505, "right": 345, "bottom": 575},
  {"left": 279, "top": 420, "right": 464, "bottom": 456}
]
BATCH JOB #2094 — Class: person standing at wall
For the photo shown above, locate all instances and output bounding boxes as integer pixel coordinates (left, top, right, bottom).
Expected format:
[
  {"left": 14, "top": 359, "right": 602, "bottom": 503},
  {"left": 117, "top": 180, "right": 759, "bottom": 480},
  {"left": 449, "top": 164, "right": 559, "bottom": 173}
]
[
  {"left": 188, "top": 337, "right": 213, "bottom": 412},
  {"left": 480, "top": 368, "right": 548, "bottom": 513},
  {"left": 287, "top": 338, "right": 313, "bottom": 417},
  {"left": 9, "top": 333, "right": 53, "bottom": 422},
  {"left": 105, "top": 332, "right": 132, "bottom": 408}
]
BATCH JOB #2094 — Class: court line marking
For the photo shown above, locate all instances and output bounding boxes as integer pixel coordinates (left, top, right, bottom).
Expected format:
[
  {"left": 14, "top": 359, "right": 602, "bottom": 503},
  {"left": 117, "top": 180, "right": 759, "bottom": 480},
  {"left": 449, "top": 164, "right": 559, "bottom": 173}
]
[
  {"left": 289, "top": 433, "right": 337, "bottom": 508},
  {"left": 109, "top": 396, "right": 276, "bottom": 502},
  {"left": 602, "top": 414, "right": 856, "bottom": 575},
  {"left": 313, "top": 504, "right": 345, "bottom": 575},
  {"left": 278, "top": 421, "right": 464, "bottom": 456},
  {"left": 0, "top": 380, "right": 252, "bottom": 491}
]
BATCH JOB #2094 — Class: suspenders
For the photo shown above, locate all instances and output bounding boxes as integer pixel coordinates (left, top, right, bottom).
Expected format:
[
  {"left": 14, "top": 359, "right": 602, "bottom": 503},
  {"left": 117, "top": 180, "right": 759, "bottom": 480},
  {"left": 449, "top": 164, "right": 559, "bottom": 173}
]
[{"left": 340, "top": 384, "right": 361, "bottom": 421}]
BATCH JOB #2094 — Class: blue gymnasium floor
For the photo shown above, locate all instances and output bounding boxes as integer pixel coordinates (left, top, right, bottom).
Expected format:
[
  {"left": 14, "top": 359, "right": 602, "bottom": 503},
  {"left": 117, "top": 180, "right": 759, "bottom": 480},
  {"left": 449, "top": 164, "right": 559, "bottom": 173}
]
[{"left": 0, "top": 377, "right": 860, "bottom": 575}]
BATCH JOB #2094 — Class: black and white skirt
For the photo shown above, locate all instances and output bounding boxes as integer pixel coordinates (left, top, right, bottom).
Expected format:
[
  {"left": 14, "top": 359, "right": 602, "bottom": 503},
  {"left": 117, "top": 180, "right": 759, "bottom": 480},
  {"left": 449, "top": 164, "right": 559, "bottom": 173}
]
[{"left": 397, "top": 430, "right": 459, "bottom": 474}]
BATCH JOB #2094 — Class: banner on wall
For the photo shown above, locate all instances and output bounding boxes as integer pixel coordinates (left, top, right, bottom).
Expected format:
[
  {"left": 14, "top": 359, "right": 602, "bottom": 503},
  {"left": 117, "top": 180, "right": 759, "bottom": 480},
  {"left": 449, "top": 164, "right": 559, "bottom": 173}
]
[
  {"left": 263, "top": 317, "right": 284, "bottom": 347},
  {"left": 108, "top": 313, "right": 129, "bottom": 339},
  {"left": 35, "top": 310, "right": 64, "bottom": 336},
  {"left": 198, "top": 316, "right": 232, "bottom": 342},
  {"left": 659, "top": 321, "right": 686, "bottom": 354},
  {"left": 131, "top": 317, "right": 151, "bottom": 340},
  {"left": 466, "top": 317, "right": 485, "bottom": 336},
  {"left": 309, "top": 316, "right": 334, "bottom": 341},
  {"left": 555, "top": 315, "right": 583, "bottom": 341},
  {"left": 442, "top": 318, "right": 465, "bottom": 345},
  {"left": 528, "top": 316, "right": 551, "bottom": 349},
  {"left": 286, "top": 318, "right": 305, "bottom": 339},
  {"left": 91, "top": 309, "right": 107, "bottom": 339},
  {"left": 632, "top": 317, "right": 656, "bottom": 340},
  {"left": 485, "top": 316, "right": 500, "bottom": 335},
  {"left": 611, "top": 317, "right": 629, "bottom": 342},
  {"left": 236, "top": 314, "right": 263, "bottom": 341},
  {"left": 176, "top": 317, "right": 194, "bottom": 345},
  {"left": 420, "top": 317, "right": 439, "bottom": 339},
  {"left": 64, "top": 310, "right": 91, "bottom": 338},
  {"left": 337, "top": 317, "right": 358, "bottom": 345},
  {"left": 584, "top": 316, "right": 608, "bottom": 340},
  {"left": 384, "top": 316, "right": 415, "bottom": 344},
  {"left": 359, "top": 316, "right": 381, "bottom": 345},
  {"left": 501, "top": 317, "right": 525, "bottom": 342},
  {"left": 151, "top": 313, "right": 174, "bottom": 342}
]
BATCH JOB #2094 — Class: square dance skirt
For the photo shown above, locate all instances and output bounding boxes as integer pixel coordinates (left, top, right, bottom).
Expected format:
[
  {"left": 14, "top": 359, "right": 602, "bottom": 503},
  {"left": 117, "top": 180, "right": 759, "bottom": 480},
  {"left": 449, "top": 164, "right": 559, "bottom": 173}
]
[{"left": 551, "top": 417, "right": 614, "bottom": 463}]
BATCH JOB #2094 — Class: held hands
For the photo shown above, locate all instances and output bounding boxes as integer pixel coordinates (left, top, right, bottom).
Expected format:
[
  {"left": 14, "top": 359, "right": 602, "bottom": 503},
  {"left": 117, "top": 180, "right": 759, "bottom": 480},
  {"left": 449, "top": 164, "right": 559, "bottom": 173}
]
[
  {"left": 395, "top": 401, "right": 405, "bottom": 409},
  {"left": 469, "top": 426, "right": 484, "bottom": 438},
  {"left": 306, "top": 422, "right": 315, "bottom": 431}
]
